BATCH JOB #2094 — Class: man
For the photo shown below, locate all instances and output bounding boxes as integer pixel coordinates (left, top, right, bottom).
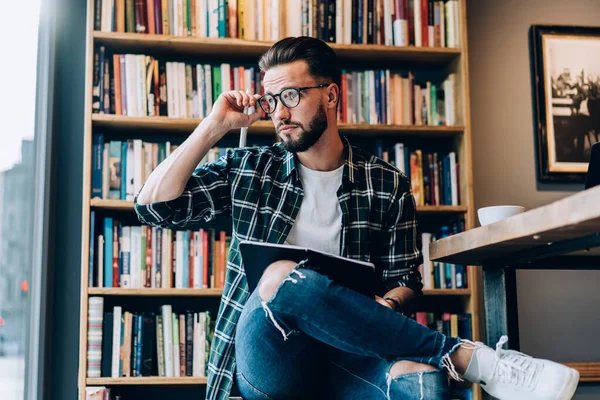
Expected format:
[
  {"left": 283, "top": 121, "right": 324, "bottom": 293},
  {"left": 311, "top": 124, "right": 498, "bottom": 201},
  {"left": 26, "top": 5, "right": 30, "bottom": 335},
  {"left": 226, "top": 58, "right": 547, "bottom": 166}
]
[{"left": 135, "top": 37, "right": 580, "bottom": 400}]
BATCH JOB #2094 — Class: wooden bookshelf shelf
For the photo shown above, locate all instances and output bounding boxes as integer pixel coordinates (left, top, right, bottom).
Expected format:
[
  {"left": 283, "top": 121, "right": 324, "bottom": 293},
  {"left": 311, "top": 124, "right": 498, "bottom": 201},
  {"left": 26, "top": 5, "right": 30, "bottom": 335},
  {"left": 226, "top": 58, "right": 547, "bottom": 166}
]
[
  {"left": 338, "top": 123, "right": 464, "bottom": 137},
  {"left": 90, "top": 198, "right": 133, "bottom": 210},
  {"left": 92, "top": 114, "right": 465, "bottom": 137},
  {"left": 90, "top": 198, "right": 468, "bottom": 214},
  {"left": 564, "top": 362, "right": 600, "bottom": 382},
  {"left": 417, "top": 205, "right": 468, "bottom": 214},
  {"left": 94, "top": 31, "right": 462, "bottom": 65},
  {"left": 87, "top": 377, "right": 207, "bottom": 385},
  {"left": 87, "top": 288, "right": 223, "bottom": 296},
  {"left": 422, "top": 289, "right": 471, "bottom": 296},
  {"left": 87, "top": 288, "right": 467, "bottom": 297}
]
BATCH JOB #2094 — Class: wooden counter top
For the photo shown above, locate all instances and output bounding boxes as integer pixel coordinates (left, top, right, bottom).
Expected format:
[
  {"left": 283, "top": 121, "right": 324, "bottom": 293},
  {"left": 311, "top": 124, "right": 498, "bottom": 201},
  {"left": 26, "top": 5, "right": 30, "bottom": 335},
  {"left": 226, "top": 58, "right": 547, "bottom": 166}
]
[{"left": 430, "top": 186, "right": 600, "bottom": 265}]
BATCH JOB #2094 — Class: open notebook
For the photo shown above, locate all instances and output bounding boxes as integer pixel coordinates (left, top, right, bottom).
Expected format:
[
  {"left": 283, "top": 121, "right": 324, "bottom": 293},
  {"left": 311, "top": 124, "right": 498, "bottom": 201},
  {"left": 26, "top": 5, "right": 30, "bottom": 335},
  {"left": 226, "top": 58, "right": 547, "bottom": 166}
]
[{"left": 239, "top": 240, "right": 378, "bottom": 298}]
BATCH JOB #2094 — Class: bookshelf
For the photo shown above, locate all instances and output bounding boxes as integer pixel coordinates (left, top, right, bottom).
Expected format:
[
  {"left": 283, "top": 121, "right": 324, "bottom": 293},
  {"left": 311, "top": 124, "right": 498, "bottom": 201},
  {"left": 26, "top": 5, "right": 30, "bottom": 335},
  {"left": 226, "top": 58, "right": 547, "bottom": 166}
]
[
  {"left": 93, "top": 31, "right": 462, "bottom": 64},
  {"left": 87, "top": 377, "right": 208, "bottom": 385},
  {"left": 90, "top": 198, "right": 469, "bottom": 214},
  {"left": 78, "top": 1, "right": 481, "bottom": 399},
  {"left": 87, "top": 288, "right": 224, "bottom": 297},
  {"left": 92, "top": 114, "right": 465, "bottom": 136}
]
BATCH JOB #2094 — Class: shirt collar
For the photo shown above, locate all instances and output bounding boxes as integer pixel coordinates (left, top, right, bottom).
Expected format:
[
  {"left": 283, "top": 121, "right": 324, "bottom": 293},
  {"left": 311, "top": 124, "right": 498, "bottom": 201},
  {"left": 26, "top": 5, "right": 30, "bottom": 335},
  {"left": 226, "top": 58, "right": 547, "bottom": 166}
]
[{"left": 280, "top": 136, "right": 364, "bottom": 187}]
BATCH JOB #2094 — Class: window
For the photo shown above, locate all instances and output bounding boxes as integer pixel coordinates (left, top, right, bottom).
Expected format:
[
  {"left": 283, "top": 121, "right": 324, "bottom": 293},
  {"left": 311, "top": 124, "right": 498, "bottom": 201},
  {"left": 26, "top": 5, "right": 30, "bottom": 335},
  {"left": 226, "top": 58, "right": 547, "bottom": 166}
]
[{"left": 0, "top": 1, "right": 43, "bottom": 399}]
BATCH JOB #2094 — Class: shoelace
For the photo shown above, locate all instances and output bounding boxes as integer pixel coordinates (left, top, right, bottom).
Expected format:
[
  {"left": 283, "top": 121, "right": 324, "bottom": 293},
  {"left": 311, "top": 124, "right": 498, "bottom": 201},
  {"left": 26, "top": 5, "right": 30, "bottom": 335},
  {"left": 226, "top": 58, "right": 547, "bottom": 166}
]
[
  {"left": 441, "top": 335, "right": 537, "bottom": 388},
  {"left": 493, "top": 335, "right": 536, "bottom": 389}
]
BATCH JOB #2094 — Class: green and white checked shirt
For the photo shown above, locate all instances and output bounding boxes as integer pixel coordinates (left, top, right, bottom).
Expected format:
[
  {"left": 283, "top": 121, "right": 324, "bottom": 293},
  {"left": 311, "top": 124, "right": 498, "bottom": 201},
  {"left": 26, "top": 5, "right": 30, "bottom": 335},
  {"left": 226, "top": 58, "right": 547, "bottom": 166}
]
[{"left": 134, "top": 136, "right": 423, "bottom": 400}]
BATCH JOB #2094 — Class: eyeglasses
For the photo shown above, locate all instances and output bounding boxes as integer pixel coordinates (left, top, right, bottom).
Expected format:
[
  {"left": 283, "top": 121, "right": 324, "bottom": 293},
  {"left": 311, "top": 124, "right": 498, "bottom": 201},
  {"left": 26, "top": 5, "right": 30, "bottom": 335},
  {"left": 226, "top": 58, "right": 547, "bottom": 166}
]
[{"left": 258, "top": 84, "right": 331, "bottom": 114}]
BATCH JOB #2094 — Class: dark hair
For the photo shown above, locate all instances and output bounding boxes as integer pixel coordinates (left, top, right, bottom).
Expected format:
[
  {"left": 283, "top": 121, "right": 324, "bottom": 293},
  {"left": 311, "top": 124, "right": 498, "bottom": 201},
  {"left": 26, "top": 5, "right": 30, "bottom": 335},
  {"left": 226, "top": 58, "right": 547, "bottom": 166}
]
[{"left": 258, "top": 36, "right": 341, "bottom": 87}]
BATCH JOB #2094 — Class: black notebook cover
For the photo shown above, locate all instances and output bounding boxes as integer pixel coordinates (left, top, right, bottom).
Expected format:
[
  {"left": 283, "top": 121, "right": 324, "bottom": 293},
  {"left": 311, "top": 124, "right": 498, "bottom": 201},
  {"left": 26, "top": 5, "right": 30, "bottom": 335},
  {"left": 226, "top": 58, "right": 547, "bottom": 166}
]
[
  {"left": 239, "top": 240, "right": 378, "bottom": 298},
  {"left": 101, "top": 312, "right": 113, "bottom": 377}
]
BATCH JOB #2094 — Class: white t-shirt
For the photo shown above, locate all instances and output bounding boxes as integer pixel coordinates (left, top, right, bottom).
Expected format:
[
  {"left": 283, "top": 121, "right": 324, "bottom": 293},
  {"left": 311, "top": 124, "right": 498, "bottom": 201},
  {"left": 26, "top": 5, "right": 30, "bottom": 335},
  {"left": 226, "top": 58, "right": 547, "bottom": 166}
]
[{"left": 285, "top": 161, "right": 344, "bottom": 256}]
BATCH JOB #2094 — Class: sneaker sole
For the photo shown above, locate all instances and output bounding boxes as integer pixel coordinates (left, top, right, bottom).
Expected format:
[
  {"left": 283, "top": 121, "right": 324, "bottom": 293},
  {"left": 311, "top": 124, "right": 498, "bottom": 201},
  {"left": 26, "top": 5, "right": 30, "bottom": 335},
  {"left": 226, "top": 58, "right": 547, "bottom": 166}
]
[{"left": 557, "top": 368, "right": 580, "bottom": 400}]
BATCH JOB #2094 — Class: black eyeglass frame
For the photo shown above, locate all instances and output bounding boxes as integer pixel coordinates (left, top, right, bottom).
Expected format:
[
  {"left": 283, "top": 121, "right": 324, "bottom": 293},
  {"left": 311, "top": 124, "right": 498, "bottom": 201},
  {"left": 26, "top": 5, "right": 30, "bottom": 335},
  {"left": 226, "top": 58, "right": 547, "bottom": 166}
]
[{"left": 258, "top": 83, "right": 332, "bottom": 114}]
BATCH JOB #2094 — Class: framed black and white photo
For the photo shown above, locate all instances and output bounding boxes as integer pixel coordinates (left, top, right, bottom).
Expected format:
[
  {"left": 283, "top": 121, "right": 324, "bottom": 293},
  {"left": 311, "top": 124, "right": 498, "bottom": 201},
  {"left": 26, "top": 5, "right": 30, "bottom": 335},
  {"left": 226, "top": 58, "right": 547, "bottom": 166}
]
[{"left": 531, "top": 25, "right": 600, "bottom": 182}]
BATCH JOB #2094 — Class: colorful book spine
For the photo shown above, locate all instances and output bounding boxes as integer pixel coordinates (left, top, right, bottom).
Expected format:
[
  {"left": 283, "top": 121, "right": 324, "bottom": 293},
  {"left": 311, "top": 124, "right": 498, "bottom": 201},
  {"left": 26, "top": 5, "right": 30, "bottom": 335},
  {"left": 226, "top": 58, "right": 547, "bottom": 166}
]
[
  {"left": 91, "top": 134, "right": 104, "bottom": 198},
  {"left": 89, "top": 211, "right": 96, "bottom": 287},
  {"left": 86, "top": 297, "right": 104, "bottom": 378},
  {"left": 103, "top": 217, "right": 113, "bottom": 288},
  {"left": 111, "top": 306, "right": 122, "bottom": 377}
]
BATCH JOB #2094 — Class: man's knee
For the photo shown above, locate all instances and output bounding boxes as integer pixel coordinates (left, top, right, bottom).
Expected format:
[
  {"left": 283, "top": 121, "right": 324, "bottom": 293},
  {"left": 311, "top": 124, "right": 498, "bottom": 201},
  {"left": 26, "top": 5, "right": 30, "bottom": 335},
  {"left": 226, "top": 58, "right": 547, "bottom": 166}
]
[
  {"left": 258, "top": 260, "right": 298, "bottom": 301},
  {"left": 388, "top": 363, "right": 449, "bottom": 399},
  {"left": 389, "top": 360, "right": 437, "bottom": 378}
]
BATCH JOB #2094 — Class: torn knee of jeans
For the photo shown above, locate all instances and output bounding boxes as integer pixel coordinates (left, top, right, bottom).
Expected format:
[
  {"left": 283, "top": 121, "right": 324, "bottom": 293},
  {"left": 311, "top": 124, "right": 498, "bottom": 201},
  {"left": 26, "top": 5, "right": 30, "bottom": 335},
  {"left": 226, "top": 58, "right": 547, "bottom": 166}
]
[
  {"left": 386, "top": 371, "right": 425, "bottom": 400},
  {"left": 388, "top": 369, "right": 442, "bottom": 380},
  {"left": 260, "top": 300, "right": 299, "bottom": 341},
  {"left": 256, "top": 260, "right": 308, "bottom": 341},
  {"left": 387, "top": 370, "right": 445, "bottom": 400},
  {"left": 283, "top": 269, "right": 307, "bottom": 284},
  {"left": 388, "top": 360, "right": 437, "bottom": 378},
  {"left": 440, "top": 340, "right": 465, "bottom": 382},
  {"left": 257, "top": 259, "right": 308, "bottom": 302}
]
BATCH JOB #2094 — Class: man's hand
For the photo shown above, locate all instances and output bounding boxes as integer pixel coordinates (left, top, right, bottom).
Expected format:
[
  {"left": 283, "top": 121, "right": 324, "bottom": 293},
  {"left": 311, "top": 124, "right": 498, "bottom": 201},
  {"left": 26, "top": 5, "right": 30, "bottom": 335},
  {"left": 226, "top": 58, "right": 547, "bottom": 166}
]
[
  {"left": 205, "top": 90, "right": 266, "bottom": 133},
  {"left": 136, "top": 91, "right": 266, "bottom": 205}
]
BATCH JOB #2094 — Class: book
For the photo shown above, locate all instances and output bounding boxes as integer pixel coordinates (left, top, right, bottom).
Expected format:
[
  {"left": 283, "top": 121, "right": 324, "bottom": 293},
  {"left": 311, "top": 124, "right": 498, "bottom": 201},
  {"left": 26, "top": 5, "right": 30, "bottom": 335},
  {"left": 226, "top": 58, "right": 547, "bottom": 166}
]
[
  {"left": 86, "top": 297, "right": 104, "bottom": 378},
  {"left": 100, "top": 311, "right": 113, "bottom": 377},
  {"left": 239, "top": 241, "right": 378, "bottom": 297},
  {"left": 85, "top": 386, "right": 105, "bottom": 400},
  {"left": 141, "top": 312, "right": 156, "bottom": 376}
]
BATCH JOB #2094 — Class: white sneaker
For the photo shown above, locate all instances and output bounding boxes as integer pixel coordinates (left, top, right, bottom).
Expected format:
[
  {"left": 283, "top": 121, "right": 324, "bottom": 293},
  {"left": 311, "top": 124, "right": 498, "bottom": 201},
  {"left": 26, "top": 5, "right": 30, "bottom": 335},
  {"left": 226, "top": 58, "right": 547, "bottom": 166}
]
[{"left": 444, "top": 336, "right": 580, "bottom": 400}]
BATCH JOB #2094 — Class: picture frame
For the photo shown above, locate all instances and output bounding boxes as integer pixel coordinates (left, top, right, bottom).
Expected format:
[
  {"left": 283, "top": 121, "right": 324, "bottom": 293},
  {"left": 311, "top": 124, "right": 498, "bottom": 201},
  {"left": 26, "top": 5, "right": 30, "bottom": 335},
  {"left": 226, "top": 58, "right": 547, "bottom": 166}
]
[{"left": 531, "top": 25, "right": 600, "bottom": 182}]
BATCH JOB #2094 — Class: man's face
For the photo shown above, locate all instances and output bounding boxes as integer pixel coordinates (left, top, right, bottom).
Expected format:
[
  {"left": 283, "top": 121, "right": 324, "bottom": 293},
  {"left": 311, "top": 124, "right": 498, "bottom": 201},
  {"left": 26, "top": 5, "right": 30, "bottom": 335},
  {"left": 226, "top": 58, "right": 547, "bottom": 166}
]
[{"left": 262, "top": 60, "right": 329, "bottom": 153}]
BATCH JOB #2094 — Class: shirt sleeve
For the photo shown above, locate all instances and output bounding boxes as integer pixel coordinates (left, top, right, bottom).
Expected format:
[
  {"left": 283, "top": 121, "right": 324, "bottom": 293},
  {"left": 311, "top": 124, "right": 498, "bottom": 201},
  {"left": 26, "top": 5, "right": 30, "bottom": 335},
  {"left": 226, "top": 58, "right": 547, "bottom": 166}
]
[
  {"left": 374, "top": 178, "right": 424, "bottom": 295},
  {"left": 133, "top": 151, "right": 234, "bottom": 229}
]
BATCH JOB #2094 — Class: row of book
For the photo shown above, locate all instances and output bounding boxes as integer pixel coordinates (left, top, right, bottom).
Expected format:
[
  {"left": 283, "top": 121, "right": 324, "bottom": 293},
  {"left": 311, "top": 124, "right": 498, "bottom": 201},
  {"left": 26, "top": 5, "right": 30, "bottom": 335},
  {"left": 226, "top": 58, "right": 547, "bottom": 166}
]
[
  {"left": 91, "top": 135, "right": 229, "bottom": 201},
  {"left": 410, "top": 311, "right": 472, "bottom": 340},
  {"left": 419, "top": 220, "right": 466, "bottom": 290},
  {"left": 93, "top": 47, "right": 458, "bottom": 127},
  {"left": 421, "top": 229, "right": 467, "bottom": 290},
  {"left": 339, "top": 70, "right": 456, "bottom": 126},
  {"left": 93, "top": 136, "right": 170, "bottom": 201},
  {"left": 376, "top": 142, "right": 459, "bottom": 207},
  {"left": 90, "top": 135, "right": 461, "bottom": 208},
  {"left": 89, "top": 214, "right": 230, "bottom": 289},
  {"left": 93, "top": 47, "right": 264, "bottom": 118},
  {"left": 88, "top": 213, "right": 465, "bottom": 292},
  {"left": 86, "top": 298, "right": 214, "bottom": 378},
  {"left": 94, "top": 0, "right": 461, "bottom": 48}
]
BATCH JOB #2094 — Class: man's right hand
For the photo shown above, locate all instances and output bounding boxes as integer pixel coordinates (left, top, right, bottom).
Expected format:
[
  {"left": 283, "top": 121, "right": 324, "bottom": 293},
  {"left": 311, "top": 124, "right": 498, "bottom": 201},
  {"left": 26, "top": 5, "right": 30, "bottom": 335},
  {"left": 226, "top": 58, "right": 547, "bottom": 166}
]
[
  {"left": 135, "top": 91, "right": 267, "bottom": 205},
  {"left": 205, "top": 90, "right": 267, "bottom": 135}
]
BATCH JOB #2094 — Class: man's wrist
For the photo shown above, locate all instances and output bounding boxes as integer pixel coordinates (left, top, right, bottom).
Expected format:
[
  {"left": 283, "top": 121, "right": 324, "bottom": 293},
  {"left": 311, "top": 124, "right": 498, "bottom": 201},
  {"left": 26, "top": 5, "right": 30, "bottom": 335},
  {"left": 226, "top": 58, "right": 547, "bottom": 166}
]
[
  {"left": 384, "top": 297, "right": 404, "bottom": 314},
  {"left": 384, "top": 286, "right": 419, "bottom": 314},
  {"left": 197, "top": 116, "right": 228, "bottom": 140}
]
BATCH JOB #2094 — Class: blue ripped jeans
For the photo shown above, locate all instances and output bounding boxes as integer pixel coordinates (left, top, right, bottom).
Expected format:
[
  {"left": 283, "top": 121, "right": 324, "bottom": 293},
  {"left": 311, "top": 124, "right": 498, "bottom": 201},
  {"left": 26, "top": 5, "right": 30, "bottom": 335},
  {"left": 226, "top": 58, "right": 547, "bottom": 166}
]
[{"left": 234, "top": 264, "right": 461, "bottom": 399}]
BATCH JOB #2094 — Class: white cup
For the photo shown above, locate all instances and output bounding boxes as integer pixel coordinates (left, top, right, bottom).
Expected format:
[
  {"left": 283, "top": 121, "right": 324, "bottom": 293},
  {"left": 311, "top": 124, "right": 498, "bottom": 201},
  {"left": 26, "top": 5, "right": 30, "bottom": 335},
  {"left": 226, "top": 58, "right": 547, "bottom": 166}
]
[{"left": 477, "top": 205, "right": 525, "bottom": 226}]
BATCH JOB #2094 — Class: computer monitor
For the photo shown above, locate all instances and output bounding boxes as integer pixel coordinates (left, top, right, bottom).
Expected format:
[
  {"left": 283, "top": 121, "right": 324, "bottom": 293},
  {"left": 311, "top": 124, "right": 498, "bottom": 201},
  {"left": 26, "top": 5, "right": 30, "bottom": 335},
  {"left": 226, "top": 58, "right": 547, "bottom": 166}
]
[{"left": 585, "top": 142, "right": 600, "bottom": 189}]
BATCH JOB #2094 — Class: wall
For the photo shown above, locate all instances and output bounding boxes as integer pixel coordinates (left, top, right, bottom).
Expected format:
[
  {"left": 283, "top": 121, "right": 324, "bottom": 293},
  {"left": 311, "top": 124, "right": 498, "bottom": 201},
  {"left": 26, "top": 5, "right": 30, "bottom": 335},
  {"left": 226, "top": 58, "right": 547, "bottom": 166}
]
[{"left": 466, "top": 0, "right": 600, "bottom": 398}]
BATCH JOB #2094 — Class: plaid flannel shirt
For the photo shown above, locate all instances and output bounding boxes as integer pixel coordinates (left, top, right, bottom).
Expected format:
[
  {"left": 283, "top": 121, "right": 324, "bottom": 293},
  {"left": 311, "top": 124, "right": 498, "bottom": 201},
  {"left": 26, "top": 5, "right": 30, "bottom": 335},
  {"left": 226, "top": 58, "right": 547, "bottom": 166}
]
[{"left": 134, "top": 136, "right": 423, "bottom": 400}]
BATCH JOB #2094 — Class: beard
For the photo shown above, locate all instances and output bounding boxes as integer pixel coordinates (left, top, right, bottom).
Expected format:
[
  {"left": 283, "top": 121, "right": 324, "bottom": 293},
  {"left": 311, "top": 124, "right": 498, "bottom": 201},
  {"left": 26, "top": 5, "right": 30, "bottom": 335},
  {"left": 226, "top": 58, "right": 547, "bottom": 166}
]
[{"left": 277, "top": 102, "right": 328, "bottom": 153}]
